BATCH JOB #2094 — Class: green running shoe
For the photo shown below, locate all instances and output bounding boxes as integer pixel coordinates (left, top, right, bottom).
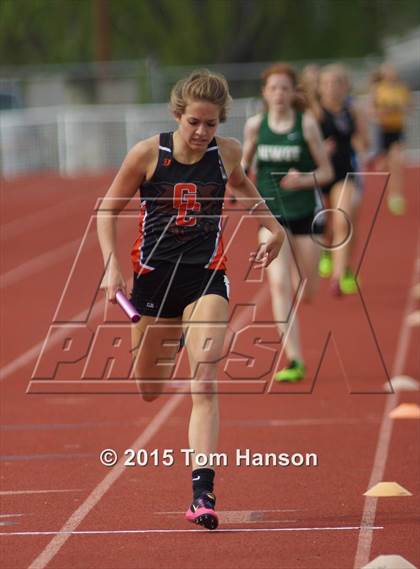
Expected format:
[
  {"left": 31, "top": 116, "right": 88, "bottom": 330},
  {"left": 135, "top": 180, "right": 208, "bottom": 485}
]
[
  {"left": 387, "top": 195, "right": 405, "bottom": 216},
  {"left": 274, "top": 360, "right": 305, "bottom": 383},
  {"left": 339, "top": 269, "right": 358, "bottom": 295},
  {"left": 319, "top": 250, "right": 332, "bottom": 278}
]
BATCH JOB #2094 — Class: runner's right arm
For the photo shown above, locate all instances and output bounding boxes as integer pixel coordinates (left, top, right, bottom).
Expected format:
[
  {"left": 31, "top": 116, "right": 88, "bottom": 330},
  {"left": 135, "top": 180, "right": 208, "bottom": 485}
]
[
  {"left": 241, "top": 114, "right": 263, "bottom": 174},
  {"left": 97, "top": 137, "right": 157, "bottom": 301}
]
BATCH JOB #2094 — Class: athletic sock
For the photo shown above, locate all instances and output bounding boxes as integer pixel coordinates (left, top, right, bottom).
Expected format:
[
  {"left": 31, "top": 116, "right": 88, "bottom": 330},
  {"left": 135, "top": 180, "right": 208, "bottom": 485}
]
[{"left": 192, "top": 468, "right": 215, "bottom": 500}]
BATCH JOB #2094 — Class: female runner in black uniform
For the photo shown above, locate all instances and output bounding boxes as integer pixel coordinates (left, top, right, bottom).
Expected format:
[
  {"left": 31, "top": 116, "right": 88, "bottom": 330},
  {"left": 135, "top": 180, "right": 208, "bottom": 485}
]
[
  {"left": 318, "top": 64, "right": 368, "bottom": 296},
  {"left": 97, "top": 70, "right": 284, "bottom": 530}
]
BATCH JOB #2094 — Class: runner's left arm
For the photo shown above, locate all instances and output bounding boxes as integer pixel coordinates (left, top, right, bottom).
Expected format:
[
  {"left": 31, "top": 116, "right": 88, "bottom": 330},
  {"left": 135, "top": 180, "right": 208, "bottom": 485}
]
[
  {"left": 351, "top": 104, "right": 370, "bottom": 155},
  {"left": 222, "top": 137, "right": 285, "bottom": 266},
  {"left": 280, "top": 112, "right": 333, "bottom": 190}
]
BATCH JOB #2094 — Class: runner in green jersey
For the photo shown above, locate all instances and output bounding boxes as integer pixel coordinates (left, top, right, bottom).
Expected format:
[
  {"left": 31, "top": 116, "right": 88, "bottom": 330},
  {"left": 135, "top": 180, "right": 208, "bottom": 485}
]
[
  {"left": 243, "top": 63, "right": 333, "bottom": 382},
  {"left": 256, "top": 110, "right": 317, "bottom": 222}
]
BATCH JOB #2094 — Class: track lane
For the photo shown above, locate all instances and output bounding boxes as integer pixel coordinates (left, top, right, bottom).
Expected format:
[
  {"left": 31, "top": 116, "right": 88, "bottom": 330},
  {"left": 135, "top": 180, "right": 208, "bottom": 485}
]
[{"left": 0, "top": 168, "right": 418, "bottom": 569}]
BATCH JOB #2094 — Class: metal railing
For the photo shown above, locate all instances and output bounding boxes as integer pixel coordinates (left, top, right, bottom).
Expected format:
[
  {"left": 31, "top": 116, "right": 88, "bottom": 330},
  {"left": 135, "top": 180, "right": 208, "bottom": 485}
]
[
  {"left": 1, "top": 94, "right": 419, "bottom": 178},
  {"left": 0, "top": 98, "right": 255, "bottom": 177}
]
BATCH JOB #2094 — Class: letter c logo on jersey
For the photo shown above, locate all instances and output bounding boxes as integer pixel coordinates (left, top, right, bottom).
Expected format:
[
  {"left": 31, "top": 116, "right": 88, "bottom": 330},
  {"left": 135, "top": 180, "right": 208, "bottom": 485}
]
[{"left": 173, "top": 183, "right": 201, "bottom": 227}]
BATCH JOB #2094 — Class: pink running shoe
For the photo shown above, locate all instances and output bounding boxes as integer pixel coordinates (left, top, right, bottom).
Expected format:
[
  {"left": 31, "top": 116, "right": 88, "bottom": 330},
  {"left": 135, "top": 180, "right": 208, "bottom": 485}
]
[{"left": 185, "top": 492, "right": 218, "bottom": 530}]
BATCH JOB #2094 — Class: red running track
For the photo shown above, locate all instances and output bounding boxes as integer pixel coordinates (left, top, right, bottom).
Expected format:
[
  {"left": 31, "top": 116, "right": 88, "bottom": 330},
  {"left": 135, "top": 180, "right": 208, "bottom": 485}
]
[{"left": 0, "top": 168, "right": 419, "bottom": 569}]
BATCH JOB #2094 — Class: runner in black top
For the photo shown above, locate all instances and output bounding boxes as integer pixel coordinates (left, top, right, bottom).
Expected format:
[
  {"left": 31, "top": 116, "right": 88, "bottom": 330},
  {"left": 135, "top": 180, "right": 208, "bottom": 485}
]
[
  {"left": 317, "top": 64, "right": 369, "bottom": 296},
  {"left": 130, "top": 130, "right": 229, "bottom": 319},
  {"left": 131, "top": 131, "right": 227, "bottom": 274},
  {"left": 320, "top": 104, "right": 355, "bottom": 193},
  {"left": 97, "top": 70, "right": 284, "bottom": 530}
]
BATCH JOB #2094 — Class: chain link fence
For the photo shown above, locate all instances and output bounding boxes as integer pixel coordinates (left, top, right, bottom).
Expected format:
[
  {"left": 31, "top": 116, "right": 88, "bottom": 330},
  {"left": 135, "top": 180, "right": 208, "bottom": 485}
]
[
  {"left": 0, "top": 93, "right": 418, "bottom": 178},
  {"left": 0, "top": 98, "right": 256, "bottom": 177}
]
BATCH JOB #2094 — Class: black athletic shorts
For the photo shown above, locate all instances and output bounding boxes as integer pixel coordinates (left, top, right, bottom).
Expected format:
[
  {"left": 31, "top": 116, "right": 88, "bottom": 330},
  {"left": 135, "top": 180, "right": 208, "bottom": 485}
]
[
  {"left": 130, "top": 262, "right": 230, "bottom": 318},
  {"left": 379, "top": 129, "right": 404, "bottom": 152},
  {"left": 321, "top": 171, "right": 348, "bottom": 195},
  {"left": 275, "top": 213, "right": 324, "bottom": 236}
]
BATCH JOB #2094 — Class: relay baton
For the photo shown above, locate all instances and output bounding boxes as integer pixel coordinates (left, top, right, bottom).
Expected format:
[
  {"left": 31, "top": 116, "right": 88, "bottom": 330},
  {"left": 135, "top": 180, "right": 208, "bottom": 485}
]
[{"left": 115, "top": 290, "right": 140, "bottom": 323}]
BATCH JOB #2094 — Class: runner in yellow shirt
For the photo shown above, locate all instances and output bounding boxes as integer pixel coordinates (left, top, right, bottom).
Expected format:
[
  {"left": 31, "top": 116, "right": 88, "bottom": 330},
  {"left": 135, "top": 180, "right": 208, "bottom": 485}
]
[{"left": 372, "top": 63, "right": 411, "bottom": 215}]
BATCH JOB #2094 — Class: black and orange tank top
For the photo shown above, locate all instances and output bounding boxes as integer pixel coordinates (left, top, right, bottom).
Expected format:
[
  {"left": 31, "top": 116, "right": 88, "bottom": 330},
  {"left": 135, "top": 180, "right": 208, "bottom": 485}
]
[{"left": 131, "top": 132, "right": 227, "bottom": 274}]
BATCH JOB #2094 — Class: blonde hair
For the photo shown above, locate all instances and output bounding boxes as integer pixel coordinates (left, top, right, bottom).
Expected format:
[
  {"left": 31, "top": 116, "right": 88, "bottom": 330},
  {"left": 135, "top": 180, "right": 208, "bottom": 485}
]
[
  {"left": 320, "top": 64, "right": 350, "bottom": 88},
  {"left": 170, "top": 69, "right": 232, "bottom": 122}
]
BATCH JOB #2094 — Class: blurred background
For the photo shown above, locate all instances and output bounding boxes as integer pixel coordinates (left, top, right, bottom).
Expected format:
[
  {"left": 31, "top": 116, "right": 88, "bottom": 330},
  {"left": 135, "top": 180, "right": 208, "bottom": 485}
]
[{"left": 0, "top": 0, "right": 419, "bottom": 177}]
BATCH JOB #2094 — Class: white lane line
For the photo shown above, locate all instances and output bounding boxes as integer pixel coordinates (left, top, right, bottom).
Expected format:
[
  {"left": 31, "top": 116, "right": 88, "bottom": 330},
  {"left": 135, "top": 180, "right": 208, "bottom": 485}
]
[
  {"left": 0, "top": 514, "right": 27, "bottom": 518},
  {"left": 23, "top": 283, "right": 269, "bottom": 568},
  {"left": 225, "top": 519, "right": 299, "bottom": 524},
  {"left": 0, "top": 238, "right": 83, "bottom": 289},
  {"left": 26, "top": 393, "right": 185, "bottom": 569},
  {"left": 353, "top": 255, "right": 420, "bottom": 569},
  {"left": 0, "top": 420, "right": 142, "bottom": 431},
  {"left": 157, "top": 509, "right": 300, "bottom": 514},
  {"left": 1, "top": 197, "right": 83, "bottom": 241},
  {"left": 1, "top": 268, "right": 269, "bottom": 384},
  {"left": 1, "top": 525, "right": 383, "bottom": 537},
  {"left": 0, "top": 301, "right": 103, "bottom": 382},
  {"left": 393, "top": 256, "right": 420, "bottom": 375},
  {"left": 0, "top": 490, "right": 82, "bottom": 496},
  {"left": 1, "top": 452, "right": 94, "bottom": 461},
  {"left": 22, "top": 292, "right": 270, "bottom": 391},
  {"left": 0, "top": 338, "right": 48, "bottom": 382},
  {"left": 224, "top": 417, "right": 380, "bottom": 427}
]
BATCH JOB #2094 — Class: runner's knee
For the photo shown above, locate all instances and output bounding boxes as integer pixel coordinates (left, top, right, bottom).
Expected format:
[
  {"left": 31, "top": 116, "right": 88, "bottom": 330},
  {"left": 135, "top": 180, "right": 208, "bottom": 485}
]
[{"left": 191, "top": 386, "right": 218, "bottom": 405}]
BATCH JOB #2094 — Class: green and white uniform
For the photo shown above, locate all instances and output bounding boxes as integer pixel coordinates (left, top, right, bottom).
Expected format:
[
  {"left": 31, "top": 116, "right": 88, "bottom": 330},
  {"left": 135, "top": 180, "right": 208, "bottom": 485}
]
[{"left": 256, "top": 111, "right": 317, "bottom": 226}]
